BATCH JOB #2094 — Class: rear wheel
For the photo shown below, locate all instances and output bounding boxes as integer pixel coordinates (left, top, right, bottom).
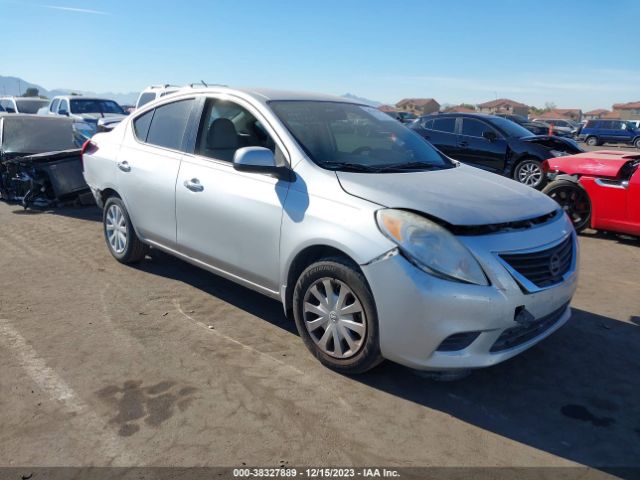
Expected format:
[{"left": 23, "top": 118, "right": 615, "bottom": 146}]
[
  {"left": 514, "top": 159, "right": 546, "bottom": 189},
  {"left": 634, "top": 138, "right": 640, "bottom": 149},
  {"left": 585, "top": 136, "right": 599, "bottom": 147},
  {"left": 293, "top": 258, "right": 383, "bottom": 374},
  {"left": 543, "top": 180, "right": 591, "bottom": 232},
  {"left": 103, "top": 197, "right": 147, "bottom": 264}
]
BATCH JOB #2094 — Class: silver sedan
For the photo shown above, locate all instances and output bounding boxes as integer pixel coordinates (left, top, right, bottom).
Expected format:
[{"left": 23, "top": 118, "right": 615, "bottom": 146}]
[{"left": 82, "top": 87, "right": 578, "bottom": 374}]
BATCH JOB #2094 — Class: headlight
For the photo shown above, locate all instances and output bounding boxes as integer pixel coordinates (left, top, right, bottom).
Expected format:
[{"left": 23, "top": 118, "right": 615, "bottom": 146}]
[
  {"left": 376, "top": 209, "right": 488, "bottom": 285},
  {"left": 550, "top": 150, "right": 568, "bottom": 157}
]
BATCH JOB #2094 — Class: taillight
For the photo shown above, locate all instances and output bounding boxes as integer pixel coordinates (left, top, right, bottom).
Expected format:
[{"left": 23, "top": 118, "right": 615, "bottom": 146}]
[{"left": 80, "top": 140, "right": 97, "bottom": 169}]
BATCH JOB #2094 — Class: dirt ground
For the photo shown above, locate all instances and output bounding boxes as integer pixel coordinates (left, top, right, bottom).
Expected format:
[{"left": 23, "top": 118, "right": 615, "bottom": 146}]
[{"left": 0, "top": 201, "right": 638, "bottom": 474}]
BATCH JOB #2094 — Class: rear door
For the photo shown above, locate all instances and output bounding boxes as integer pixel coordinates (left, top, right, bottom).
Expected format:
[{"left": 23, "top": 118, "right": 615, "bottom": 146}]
[
  {"left": 423, "top": 116, "right": 458, "bottom": 157},
  {"left": 116, "top": 97, "right": 196, "bottom": 248},
  {"left": 456, "top": 118, "right": 507, "bottom": 171}
]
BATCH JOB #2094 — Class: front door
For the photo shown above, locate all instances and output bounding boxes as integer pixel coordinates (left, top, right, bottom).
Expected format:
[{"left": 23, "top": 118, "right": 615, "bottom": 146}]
[
  {"left": 456, "top": 118, "right": 507, "bottom": 172},
  {"left": 175, "top": 96, "right": 288, "bottom": 292}
]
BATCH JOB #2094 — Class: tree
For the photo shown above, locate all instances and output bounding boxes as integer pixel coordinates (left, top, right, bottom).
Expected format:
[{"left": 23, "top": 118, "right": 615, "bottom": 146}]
[
  {"left": 544, "top": 101, "right": 557, "bottom": 112},
  {"left": 22, "top": 87, "right": 39, "bottom": 97}
]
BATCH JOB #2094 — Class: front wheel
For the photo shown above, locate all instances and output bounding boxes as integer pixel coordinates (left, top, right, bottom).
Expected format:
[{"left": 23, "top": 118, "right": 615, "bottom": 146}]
[
  {"left": 634, "top": 138, "right": 640, "bottom": 149},
  {"left": 514, "top": 159, "right": 546, "bottom": 189},
  {"left": 543, "top": 180, "right": 591, "bottom": 232},
  {"left": 293, "top": 258, "right": 383, "bottom": 374},
  {"left": 103, "top": 196, "right": 147, "bottom": 263}
]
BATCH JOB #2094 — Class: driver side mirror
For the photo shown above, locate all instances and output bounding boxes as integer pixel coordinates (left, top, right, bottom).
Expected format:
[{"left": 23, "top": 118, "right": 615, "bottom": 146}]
[
  {"left": 233, "top": 147, "right": 292, "bottom": 181},
  {"left": 482, "top": 130, "right": 497, "bottom": 142}
]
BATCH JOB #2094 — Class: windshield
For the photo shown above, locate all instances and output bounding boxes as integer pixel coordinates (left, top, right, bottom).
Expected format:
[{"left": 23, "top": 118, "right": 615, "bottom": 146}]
[
  {"left": 15, "top": 99, "right": 49, "bottom": 114},
  {"left": 269, "top": 101, "right": 452, "bottom": 172},
  {"left": 70, "top": 99, "right": 124, "bottom": 115},
  {"left": 488, "top": 116, "right": 536, "bottom": 138}
]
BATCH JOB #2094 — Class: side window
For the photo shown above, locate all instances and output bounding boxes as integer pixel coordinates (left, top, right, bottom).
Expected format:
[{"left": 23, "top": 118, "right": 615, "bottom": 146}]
[
  {"left": 58, "top": 99, "right": 69, "bottom": 113},
  {"left": 461, "top": 118, "right": 495, "bottom": 137},
  {"left": 600, "top": 121, "right": 611, "bottom": 129},
  {"left": 612, "top": 121, "right": 623, "bottom": 130},
  {"left": 50, "top": 99, "right": 60, "bottom": 112},
  {"left": 421, "top": 118, "right": 434, "bottom": 129},
  {"left": 196, "top": 98, "right": 277, "bottom": 162},
  {"left": 432, "top": 117, "right": 456, "bottom": 133},
  {"left": 133, "top": 109, "right": 154, "bottom": 142},
  {"left": 146, "top": 99, "right": 195, "bottom": 151}
]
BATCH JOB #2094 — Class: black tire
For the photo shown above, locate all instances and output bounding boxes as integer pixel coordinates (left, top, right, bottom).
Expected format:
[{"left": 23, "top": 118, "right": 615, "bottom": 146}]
[
  {"left": 543, "top": 180, "right": 591, "bottom": 232},
  {"left": 292, "top": 257, "right": 383, "bottom": 374},
  {"left": 585, "top": 136, "right": 599, "bottom": 147},
  {"left": 634, "top": 138, "right": 640, "bottom": 149},
  {"left": 513, "top": 158, "right": 547, "bottom": 189},
  {"left": 103, "top": 196, "right": 147, "bottom": 264}
]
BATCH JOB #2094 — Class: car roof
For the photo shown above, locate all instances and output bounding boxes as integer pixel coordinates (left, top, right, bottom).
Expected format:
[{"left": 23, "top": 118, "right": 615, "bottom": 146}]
[
  {"left": 163, "top": 86, "right": 363, "bottom": 106},
  {"left": 420, "top": 112, "right": 496, "bottom": 120}
]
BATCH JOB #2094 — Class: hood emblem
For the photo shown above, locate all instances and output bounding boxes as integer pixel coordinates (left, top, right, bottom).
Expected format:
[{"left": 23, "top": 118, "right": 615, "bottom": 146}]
[{"left": 549, "top": 253, "right": 562, "bottom": 277}]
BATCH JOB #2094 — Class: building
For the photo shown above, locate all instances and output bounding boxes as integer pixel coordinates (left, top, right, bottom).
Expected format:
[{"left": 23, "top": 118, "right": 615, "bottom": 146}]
[
  {"left": 477, "top": 98, "right": 529, "bottom": 117},
  {"left": 378, "top": 104, "right": 397, "bottom": 113},
  {"left": 534, "top": 108, "right": 582, "bottom": 122},
  {"left": 442, "top": 104, "right": 476, "bottom": 113},
  {"left": 395, "top": 98, "right": 440, "bottom": 115},
  {"left": 612, "top": 101, "right": 640, "bottom": 120},
  {"left": 583, "top": 109, "right": 609, "bottom": 120}
]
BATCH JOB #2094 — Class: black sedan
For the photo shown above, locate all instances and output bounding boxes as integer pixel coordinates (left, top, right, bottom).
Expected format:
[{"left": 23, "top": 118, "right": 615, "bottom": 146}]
[
  {"left": 410, "top": 113, "right": 584, "bottom": 189},
  {"left": 494, "top": 113, "right": 550, "bottom": 136}
]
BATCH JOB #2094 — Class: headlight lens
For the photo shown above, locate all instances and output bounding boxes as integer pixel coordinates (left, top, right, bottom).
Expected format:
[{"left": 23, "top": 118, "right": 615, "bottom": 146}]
[
  {"left": 550, "top": 150, "right": 568, "bottom": 157},
  {"left": 376, "top": 209, "right": 488, "bottom": 285}
]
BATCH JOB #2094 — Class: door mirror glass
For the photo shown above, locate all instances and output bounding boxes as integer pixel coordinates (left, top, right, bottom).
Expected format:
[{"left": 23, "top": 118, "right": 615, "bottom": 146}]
[
  {"left": 233, "top": 147, "right": 290, "bottom": 180},
  {"left": 482, "top": 130, "right": 497, "bottom": 141}
]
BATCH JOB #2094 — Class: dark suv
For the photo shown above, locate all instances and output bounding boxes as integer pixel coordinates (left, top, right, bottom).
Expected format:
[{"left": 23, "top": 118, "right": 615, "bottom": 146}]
[
  {"left": 578, "top": 119, "right": 640, "bottom": 148},
  {"left": 410, "top": 113, "right": 583, "bottom": 188}
]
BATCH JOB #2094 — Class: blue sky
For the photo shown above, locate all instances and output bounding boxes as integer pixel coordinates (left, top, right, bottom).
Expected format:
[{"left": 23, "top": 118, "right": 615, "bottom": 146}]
[{"left": 2, "top": 0, "right": 639, "bottom": 110}]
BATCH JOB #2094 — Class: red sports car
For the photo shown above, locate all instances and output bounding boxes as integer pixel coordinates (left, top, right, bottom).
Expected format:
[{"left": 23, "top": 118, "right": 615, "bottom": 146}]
[{"left": 542, "top": 150, "right": 639, "bottom": 236}]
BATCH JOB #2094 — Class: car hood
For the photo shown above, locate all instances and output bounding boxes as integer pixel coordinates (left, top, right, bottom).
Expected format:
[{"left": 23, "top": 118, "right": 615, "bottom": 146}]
[
  {"left": 336, "top": 164, "right": 559, "bottom": 226},
  {"left": 519, "top": 135, "right": 582, "bottom": 152}
]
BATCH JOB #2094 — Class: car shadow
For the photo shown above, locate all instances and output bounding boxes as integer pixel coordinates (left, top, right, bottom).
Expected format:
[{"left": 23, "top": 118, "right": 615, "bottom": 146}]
[
  {"left": 132, "top": 251, "right": 639, "bottom": 472},
  {"left": 581, "top": 229, "right": 639, "bottom": 246},
  {"left": 11, "top": 205, "right": 103, "bottom": 222}
]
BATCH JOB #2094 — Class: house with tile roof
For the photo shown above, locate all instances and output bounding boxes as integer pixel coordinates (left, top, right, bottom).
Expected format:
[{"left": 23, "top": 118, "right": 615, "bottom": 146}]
[
  {"left": 395, "top": 98, "right": 440, "bottom": 115},
  {"left": 477, "top": 98, "right": 529, "bottom": 117},
  {"left": 612, "top": 101, "right": 640, "bottom": 120}
]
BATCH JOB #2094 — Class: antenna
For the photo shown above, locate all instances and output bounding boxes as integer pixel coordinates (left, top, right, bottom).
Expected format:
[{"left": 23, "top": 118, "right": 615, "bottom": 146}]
[{"left": 201, "top": 80, "right": 208, "bottom": 87}]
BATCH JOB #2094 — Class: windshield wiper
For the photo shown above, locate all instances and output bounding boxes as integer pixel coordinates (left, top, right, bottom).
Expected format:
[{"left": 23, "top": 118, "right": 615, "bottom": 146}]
[
  {"left": 318, "top": 161, "right": 385, "bottom": 172},
  {"left": 377, "top": 161, "right": 444, "bottom": 172}
]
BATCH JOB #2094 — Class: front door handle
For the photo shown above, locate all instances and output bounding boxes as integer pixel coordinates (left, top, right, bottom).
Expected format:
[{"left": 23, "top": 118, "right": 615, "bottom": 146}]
[
  {"left": 117, "top": 161, "right": 131, "bottom": 172},
  {"left": 184, "top": 178, "right": 204, "bottom": 192},
  {"left": 459, "top": 141, "right": 468, "bottom": 148}
]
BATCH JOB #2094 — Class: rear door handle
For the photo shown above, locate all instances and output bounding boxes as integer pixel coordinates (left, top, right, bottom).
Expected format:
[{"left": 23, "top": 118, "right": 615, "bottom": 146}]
[
  {"left": 117, "top": 161, "right": 131, "bottom": 172},
  {"left": 184, "top": 178, "right": 204, "bottom": 192}
]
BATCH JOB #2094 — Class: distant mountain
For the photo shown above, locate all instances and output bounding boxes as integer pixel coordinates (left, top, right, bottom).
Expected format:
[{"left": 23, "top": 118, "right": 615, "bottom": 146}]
[
  {"left": 341, "top": 93, "right": 382, "bottom": 107},
  {"left": 0, "top": 75, "right": 139, "bottom": 106}
]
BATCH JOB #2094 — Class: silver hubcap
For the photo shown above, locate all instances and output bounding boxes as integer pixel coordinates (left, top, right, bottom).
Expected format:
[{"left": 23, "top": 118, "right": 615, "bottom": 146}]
[
  {"left": 105, "top": 204, "right": 128, "bottom": 254},
  {"left": 303, "top": 278, "right": 366, "bottom": 359},
  {"left": 517, "top": 162, "right": 542, "bottom": 187}
]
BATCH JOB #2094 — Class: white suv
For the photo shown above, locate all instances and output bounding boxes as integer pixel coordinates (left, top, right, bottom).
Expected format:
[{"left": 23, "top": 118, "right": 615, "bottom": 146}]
[{"left": 135, "top": 85, "right": 182, "bottom": 109}]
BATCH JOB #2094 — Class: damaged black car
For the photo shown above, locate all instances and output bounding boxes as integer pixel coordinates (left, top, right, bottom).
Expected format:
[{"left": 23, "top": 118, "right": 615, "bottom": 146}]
[
  {"left": 410, "top": 112, "right": 583, "bottom": 189},
  {"left": 0, "top": 114, "right": 91, "bottom": 209}
]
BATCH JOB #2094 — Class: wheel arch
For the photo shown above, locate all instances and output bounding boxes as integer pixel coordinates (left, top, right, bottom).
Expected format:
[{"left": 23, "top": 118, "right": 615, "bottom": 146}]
[{"left": 282, "top": 244, "right": 363, "bottom": 317}]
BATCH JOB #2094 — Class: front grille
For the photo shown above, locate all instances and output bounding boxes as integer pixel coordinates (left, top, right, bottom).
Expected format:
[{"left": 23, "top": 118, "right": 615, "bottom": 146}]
[
  {"left": 500, "top": 235, "right": 573, "bottom": 289},
  {"left": 490, "top": 303, "right": 569, "bottom": 353},
  {"left": 436, "top": 331, "right": 481, "bottom": 352}
]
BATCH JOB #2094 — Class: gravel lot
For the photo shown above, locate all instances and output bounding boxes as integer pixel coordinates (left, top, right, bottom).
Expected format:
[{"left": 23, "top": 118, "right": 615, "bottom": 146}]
[{"left": 0, "top": 197, "right": 638, "bottom": 473}]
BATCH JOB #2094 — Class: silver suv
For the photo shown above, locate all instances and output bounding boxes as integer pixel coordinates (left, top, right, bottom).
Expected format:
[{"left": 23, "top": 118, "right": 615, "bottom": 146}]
[{"left": 82, "top": 87, "right": 578, "bottom": 374}]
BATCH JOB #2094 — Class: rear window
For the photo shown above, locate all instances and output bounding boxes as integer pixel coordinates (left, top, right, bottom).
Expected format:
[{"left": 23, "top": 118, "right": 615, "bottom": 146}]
[
  {"left": 15, "top": 99, "right": 49, "bottom": 114},
  {"left": 137, "top": 92, "right": 156, "bottom": 108},
  {"left": 145, "top": 99, "right": 194, "bottom": 151}
]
